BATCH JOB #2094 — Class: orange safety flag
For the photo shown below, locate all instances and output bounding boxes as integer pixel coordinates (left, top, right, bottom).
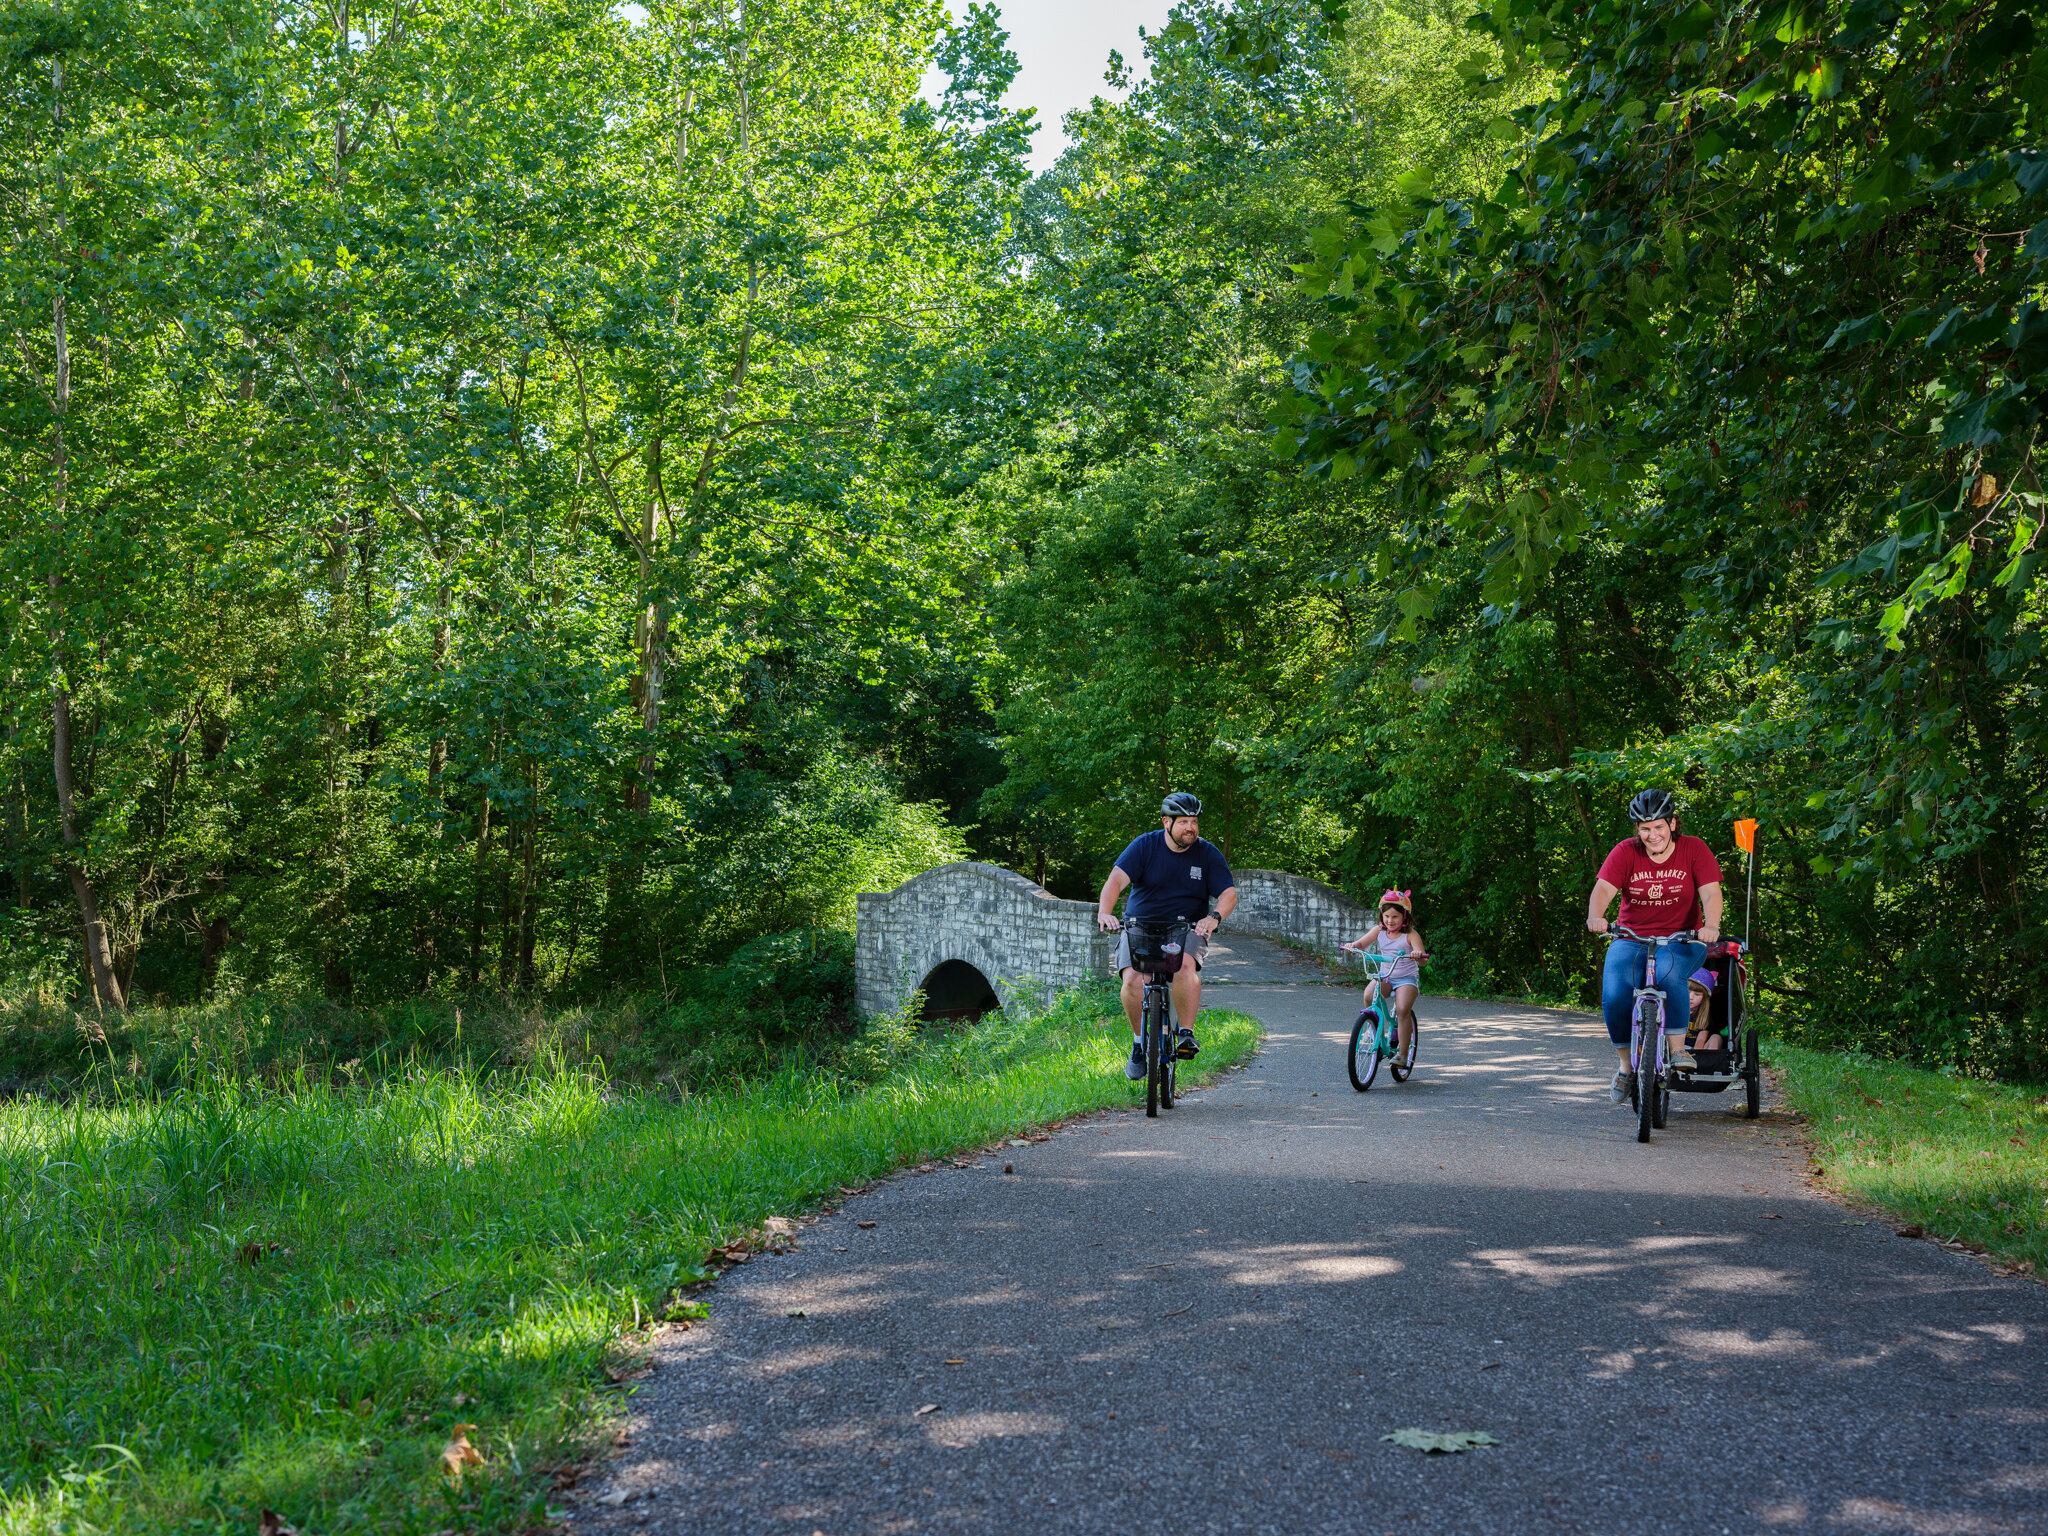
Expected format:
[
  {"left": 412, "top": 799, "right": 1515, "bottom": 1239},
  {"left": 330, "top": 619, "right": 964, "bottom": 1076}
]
[{"left": 1733, "top": 818, "right": 1758, "bottom": 853}]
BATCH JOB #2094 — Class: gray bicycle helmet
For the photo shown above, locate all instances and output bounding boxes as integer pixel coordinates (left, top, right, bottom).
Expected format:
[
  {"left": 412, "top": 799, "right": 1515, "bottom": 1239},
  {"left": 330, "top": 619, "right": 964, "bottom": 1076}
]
[
  {"left": 1627, "top": 787, "right": 1677, "bottom": 823},
  {"left": 1160, "top": 791, "right": 1203, "bottom": 818}
]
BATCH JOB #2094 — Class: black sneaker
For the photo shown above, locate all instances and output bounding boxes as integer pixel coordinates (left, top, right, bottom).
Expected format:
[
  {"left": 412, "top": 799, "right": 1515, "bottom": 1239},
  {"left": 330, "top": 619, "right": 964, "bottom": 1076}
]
[
  {"left": 1175, "top": 1027, "right": 1200, "bottom": 1060},
  {"left": 1124, "top": 1041, "right": 1145, "bottom": 1080}
]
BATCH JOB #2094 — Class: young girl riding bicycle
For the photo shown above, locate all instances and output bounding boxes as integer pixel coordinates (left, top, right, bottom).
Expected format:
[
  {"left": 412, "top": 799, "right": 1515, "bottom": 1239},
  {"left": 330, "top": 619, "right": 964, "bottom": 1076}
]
[{"left": 1341, "top": 891, "right": 1427, "bottom": 1067}]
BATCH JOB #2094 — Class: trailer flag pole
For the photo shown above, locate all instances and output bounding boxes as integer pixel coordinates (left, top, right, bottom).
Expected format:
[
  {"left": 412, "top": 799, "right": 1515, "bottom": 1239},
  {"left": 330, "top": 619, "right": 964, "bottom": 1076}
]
[{"left": 1733, "top": 819, "right": 1758, "bottom": 950}]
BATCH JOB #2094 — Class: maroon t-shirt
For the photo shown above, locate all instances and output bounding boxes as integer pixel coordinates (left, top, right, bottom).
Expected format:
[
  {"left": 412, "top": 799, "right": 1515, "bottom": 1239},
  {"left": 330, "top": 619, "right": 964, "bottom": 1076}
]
[{"left": 1597, "top": 834, "right": 1723, "bottom": 937}]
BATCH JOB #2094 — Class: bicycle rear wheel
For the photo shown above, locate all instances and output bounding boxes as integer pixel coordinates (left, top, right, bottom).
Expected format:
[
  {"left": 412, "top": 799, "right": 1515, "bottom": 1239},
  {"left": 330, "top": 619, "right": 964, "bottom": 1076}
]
[
  {"left": 1389, "top": 1022, "right": 1418, "bottom": 1082},
  {"left": 1742, "top": 1027, "right": 1761, "bottom": 1118},
  {"left": 1347, "top": 1009, "right": 1382, "bottom": 1092}
]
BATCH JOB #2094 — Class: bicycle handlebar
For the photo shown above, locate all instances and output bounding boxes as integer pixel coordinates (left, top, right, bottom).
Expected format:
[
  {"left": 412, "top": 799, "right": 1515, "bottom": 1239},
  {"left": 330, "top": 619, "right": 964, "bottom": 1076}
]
[
  {"left": 1342, "top": 946, "right": 1428, "bottom": 970},
  {"left": 1600, "top": 926, "right": 1698, "bottom": 945}
]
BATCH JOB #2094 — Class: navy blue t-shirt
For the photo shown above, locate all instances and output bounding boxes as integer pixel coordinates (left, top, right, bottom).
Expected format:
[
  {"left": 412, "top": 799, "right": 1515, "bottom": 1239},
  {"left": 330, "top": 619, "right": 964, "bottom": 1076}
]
[{"left": 1115, "top": 829, "right": 1235, "bottom": 924}]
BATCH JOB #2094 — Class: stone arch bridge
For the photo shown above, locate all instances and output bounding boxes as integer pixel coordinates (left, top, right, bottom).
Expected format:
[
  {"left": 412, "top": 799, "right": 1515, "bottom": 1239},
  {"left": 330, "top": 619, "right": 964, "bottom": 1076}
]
[{"left": 854, "top": 862, "right": 1372, "bottom": 1020}]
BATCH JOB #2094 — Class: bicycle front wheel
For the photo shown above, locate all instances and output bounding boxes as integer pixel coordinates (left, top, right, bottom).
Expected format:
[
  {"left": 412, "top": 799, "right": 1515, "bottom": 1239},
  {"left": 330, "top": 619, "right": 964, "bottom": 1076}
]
[
  {"left": 1636, "top": 1003, "right": 1660, "bottom": 1143},
  {"left": 1145, "top": 992, "right": 1164, "bottom": 1118},
  {"left": 1347, "top": 1009, "right": 1382, "bottom": 1092},
  {"left": 1160, "top": 1025, "right": 1176, "bottom": 1110}
]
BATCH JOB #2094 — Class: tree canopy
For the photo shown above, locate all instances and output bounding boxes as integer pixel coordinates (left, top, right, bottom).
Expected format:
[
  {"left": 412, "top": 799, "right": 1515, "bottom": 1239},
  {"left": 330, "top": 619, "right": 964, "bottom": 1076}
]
[{"left": 4, "top": 0, "right": 2043, "bottom": 1076}]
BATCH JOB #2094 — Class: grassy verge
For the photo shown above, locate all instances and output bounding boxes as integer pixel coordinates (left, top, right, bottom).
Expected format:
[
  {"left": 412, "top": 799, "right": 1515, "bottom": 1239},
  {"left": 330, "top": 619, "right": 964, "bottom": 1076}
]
[
  {"left": 1773, "top": 1043, "right": 2047, "bottom": 1276},
  {"left": 0, "top": 989, "right": 1261, "bottom": 1535}
]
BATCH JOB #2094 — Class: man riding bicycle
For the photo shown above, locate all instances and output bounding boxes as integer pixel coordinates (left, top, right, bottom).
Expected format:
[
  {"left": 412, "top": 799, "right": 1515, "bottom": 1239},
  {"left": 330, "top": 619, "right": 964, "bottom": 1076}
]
[
  {"left": 1097, "top": 792, "right": 1239, "bottom": 1080},
  {"left": 1585, "top": 788, "right": 1724, "bottom": 1105}
]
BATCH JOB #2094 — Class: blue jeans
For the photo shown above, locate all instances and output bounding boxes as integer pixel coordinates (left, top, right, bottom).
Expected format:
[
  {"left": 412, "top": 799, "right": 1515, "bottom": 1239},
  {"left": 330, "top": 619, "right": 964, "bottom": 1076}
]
[{"left": 1601, "top": 938, "right": 1705, "bottom": 1047}]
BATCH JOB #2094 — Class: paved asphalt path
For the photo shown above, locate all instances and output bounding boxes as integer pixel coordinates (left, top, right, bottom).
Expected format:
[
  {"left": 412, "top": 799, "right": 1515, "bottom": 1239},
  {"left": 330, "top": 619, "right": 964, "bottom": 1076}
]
[{"left": 569, "top": 946, "right": 2048, "bottom": 1535}]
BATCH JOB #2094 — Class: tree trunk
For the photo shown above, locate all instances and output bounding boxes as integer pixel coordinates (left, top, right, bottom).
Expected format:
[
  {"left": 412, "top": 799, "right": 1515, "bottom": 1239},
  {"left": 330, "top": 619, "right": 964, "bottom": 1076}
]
[
  {"left": 467, "top": 792, "right": 492, "bottom": 987},
  {"left": 427, "top": 580, "right": 450, "bottom": 789},
  {"left": 7, "top": 730, "right": 27, "bottom": 911},
  {"left": 44, "top": 58, "right": 121, "bottom": 1010},
  {"left": 53, "top": 683, "right": 123, "bottom": 1009},
  {"left": 517, "top": 767, "right": 539, "bottom": 989}
]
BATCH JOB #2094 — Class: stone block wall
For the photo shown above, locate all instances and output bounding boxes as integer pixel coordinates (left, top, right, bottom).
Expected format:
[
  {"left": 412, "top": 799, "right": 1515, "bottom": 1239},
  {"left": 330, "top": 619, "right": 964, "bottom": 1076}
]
[
  {"left": 853, "top": 862, "right": 1378, "bottom": 1019},
  {"left": 854, "top": 862, "right": 1113, "bottom": 1018},
  {"left": 1227, "top": 869, "right": 1374, "bottom": 955}
]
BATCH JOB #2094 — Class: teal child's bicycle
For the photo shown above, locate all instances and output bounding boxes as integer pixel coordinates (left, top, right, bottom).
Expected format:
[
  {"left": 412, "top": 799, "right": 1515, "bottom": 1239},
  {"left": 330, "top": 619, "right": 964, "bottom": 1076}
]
[{"left": 1345, "top": 948, "right": 1422, "bottom": 1092}]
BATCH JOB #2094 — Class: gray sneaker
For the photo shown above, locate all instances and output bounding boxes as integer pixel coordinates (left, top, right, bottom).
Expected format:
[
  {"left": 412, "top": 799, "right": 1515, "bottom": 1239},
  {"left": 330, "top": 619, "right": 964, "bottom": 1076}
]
[
  {"left": 1610, "top": 1069, "right": 1635, "bottom": 1106},
  {"left": 1124, "top": 1041, "right": 1145, "bottom": 1080}
]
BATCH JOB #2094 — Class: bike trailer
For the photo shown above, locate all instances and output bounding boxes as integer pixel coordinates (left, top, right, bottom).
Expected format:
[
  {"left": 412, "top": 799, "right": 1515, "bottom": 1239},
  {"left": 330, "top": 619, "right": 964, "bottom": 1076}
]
[{"left": 1670, "top": 939, "right": 1761, "bottom": 1117}]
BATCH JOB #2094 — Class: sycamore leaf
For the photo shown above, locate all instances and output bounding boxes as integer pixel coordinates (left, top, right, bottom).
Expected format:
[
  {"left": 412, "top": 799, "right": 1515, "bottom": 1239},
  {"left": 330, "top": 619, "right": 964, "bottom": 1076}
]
[{"left": 1381, "top": 1427, "right": 1499, "bottom": 1453}]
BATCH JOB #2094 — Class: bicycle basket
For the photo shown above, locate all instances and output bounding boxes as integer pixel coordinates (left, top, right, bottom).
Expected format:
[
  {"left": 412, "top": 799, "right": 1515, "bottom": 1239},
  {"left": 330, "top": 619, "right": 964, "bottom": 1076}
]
[{"left": 1124, "top": 921, "right": 1190, "bottom": 978}]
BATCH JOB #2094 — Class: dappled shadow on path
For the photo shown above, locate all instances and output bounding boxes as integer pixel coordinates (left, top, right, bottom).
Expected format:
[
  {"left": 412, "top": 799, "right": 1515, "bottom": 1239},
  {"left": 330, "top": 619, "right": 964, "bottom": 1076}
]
[{"left": 571, "top": 991, "right": 2048, "bottom": 1536}]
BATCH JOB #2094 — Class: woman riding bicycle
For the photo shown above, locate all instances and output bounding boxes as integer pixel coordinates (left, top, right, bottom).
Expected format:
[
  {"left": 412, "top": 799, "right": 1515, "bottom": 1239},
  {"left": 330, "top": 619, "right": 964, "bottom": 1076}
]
[{"left": 1585, "top": 789, "right": 1724, "bottom": 1106}]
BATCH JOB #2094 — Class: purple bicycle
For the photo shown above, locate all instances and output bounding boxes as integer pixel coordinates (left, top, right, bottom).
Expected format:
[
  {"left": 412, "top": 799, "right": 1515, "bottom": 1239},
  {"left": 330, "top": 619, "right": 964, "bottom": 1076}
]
[{"left": 1602, "top": 924, "right": 1699, "bottom": 1144}]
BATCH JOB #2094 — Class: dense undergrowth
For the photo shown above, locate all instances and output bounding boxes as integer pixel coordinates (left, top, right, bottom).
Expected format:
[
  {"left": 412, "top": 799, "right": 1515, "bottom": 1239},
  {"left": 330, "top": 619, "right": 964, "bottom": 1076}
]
[
  {"left": 0, "top": 928, "right": 854, "bottom": 1097},
  {"left": 0, "top": 986, "right": 1262, "bottom": 1535}
]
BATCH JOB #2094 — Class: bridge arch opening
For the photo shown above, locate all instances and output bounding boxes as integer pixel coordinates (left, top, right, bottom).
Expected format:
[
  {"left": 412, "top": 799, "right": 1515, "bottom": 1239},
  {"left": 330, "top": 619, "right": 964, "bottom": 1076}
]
[{"left": 918, "top": 959, "right": 1001, "bottom": 1023}]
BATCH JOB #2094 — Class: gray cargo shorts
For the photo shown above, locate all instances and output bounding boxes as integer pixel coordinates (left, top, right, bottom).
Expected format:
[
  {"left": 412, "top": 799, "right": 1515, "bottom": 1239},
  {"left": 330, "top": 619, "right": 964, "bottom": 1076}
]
[{"left": 1113, "top": 924, "right": 1209, "bottom": 975}]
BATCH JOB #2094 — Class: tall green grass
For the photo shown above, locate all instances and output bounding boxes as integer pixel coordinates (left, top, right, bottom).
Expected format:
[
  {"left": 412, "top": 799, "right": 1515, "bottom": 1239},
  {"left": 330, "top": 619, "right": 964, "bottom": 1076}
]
[
  {"left": 0, "top": 991, "right": 1261, "bottom": 1534},
  {"left": 1775, "top": 1043, "right": 2048, "bottom": 1274}
]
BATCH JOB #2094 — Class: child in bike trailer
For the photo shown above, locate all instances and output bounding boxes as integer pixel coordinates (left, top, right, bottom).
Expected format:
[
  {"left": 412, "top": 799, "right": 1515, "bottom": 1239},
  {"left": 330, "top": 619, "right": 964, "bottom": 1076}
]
[
  {"left": 1340, "top": 890, "right": 1427, "bottom": 1067},
  {"left": 1686, "top": 967, "right": 1724, "bottom": 1055}
]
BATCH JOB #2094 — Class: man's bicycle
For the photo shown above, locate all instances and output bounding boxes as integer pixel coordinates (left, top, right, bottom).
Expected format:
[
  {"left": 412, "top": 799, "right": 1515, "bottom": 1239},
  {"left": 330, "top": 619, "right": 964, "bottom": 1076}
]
[
  {"left": 1602, "top": 924, "right": 1701, "bottom": 1144},
  {"left": 1343, "top": 949, "right": 1420, "bottom": 1092},
  {"left": 1122, "top": 920, "right": 1191, "bottom": 1117}
]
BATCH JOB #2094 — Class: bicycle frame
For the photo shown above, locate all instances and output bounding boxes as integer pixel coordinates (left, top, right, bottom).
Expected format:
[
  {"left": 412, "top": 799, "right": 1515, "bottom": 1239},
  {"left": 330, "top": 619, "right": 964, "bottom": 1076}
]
[
  {"left": 1604, "top": 924, "right": 1699, "bottom": 1140},
  {"left": 1354, "top": 951, "right": 1411, "bottom": 1049},
  {"left": 1344, "top": 948, "right": 1420, "bottom": 1091},
  {"left": 1125, "top": 920, "right": 1190, "bottom": 1117}
]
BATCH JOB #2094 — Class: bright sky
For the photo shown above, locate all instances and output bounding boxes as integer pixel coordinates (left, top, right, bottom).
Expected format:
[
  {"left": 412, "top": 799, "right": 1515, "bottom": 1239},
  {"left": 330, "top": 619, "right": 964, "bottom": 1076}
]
[{"left": 930, "top": 0, "right": 1176, "bottom": 172}]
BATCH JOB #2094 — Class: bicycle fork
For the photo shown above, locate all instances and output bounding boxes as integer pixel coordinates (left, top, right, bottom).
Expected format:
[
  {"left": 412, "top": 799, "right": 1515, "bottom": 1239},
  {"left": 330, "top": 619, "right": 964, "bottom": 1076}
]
[{"left": 1630, "top": 994, "right": 1665, "bottom": 1080}]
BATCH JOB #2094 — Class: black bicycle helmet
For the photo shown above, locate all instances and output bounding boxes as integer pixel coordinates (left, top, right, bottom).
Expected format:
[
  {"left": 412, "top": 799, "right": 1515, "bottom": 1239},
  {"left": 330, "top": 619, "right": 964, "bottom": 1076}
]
[
  {"left": 1160, "top": 791, "right": 1203, "bottom": 818},
  {"left": 1627, "top": 787, "right": 1677, "bottom": 824}
]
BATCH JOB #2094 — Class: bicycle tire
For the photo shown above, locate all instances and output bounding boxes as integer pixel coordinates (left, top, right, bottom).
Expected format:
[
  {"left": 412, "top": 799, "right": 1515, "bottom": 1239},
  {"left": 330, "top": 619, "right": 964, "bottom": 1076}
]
[
  {"left": 1652, "top": 1066, "right": 1670, "bottom": 1129},
  {"left": 1347, "top": 1009, "right": 1382, "bottom": 1092},
  {"left": 1161, "top": 1023, "right": 1176, "bottom": 1110},
  {"left": 1636, "top": 1004, "right": 1659, "bottom": 1144},
  {"left": 1389, "top": 1022, "right": 1418, "bottom": 1082},
  {"left": 1742, "top": 1027, "right": 1761, "bottom": 1118},
  {"left": 1145, "top": 992, "right": 1163, "bottom": 1118}
]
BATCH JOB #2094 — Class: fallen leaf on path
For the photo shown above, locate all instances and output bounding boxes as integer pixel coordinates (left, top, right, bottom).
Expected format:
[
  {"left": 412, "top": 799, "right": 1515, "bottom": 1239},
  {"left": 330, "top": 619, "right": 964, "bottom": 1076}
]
[
  {"left": 762, "top": 1216, "right": 797, "bottom": 1237},
  {"left": 945, "top": 1358, "right": 965, "bottom": 1365},
  {"left": 914, "top": 1403, "right": 938, "bottom": 1416},
  {"left": 1004, "top": 1164, "right": 1013, "bottom": 1174},
  {"left": 440, "top": 1425, "right": 484, "bottom": 1480},
  {"left": 1762, "top": 1212, "right": 1782, "bottom": 1219},
  {"left": 1896, "top": 1224, "right": 1924, "bottom": 1239},
  {"left": 1381, "top": 1428, "right": 1498, "bottom": 1454},
  {"left": 857, "top": 1221, "right": 877, "bottom": 1229},
  {"left": 258, "top": 1511, "right": 298, "bottom": 1536}
]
